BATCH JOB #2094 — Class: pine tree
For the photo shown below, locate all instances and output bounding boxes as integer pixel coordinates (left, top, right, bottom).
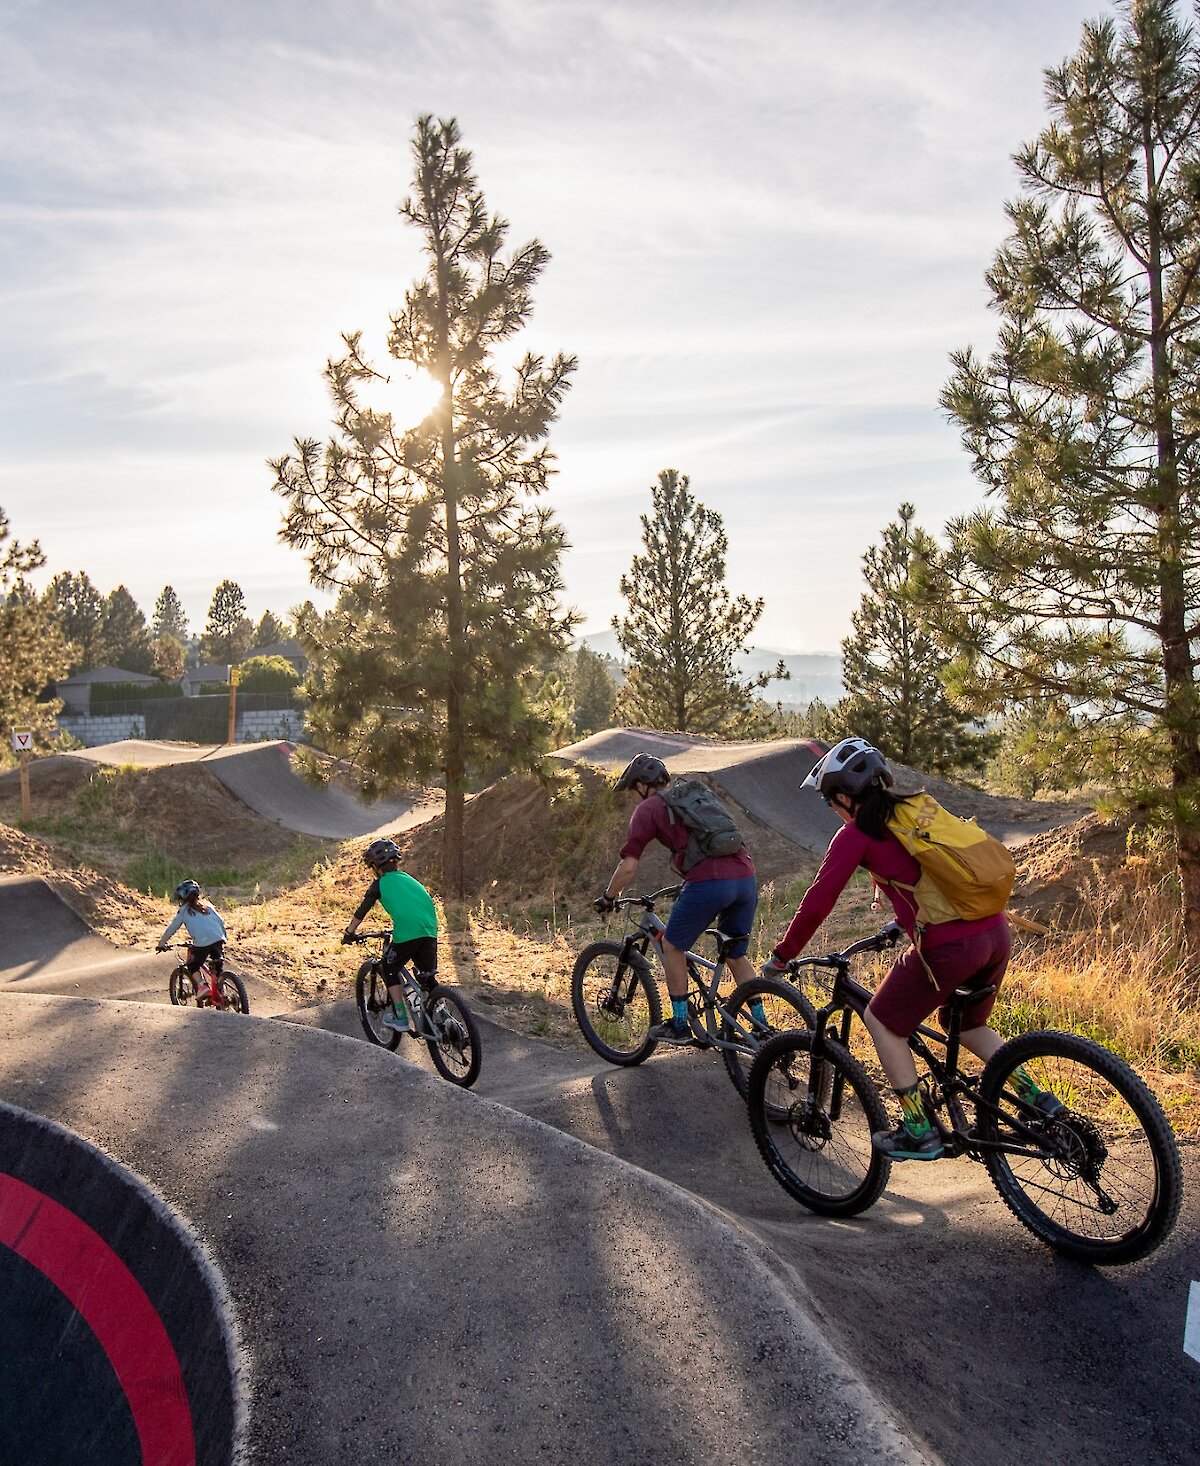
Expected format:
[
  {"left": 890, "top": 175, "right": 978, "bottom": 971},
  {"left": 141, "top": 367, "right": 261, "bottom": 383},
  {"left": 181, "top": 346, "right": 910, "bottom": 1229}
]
[
  {"left": 152, "top": 586, "right": 188, "bottom": 643},
  {"left": 253, "top": 610, "right": 289, "bottom": 648},
  {"left": 152, "top": 634, "right": 185, "bottom": 681},
  {"left": 614, "top": 469, "right": 783, "bottom": 733},
  {"left": 572, "top": 644, "right": 618, "bottom": 736},
  {"left": 49, "top": 571, "right": 105, "bottom": 673},
  {"left": 202, "top": 581, "right": 254, "bottom": 667},
  {"left": 273, "top": 115, "right": 577, "bottom": 894},
  {"left": 101, "top": 586, "right": 155, "bottom": 675},
  {"left": 935, "top": 0, "right": 1200, "bottom": 961},
  {"left": 838, "top": 504, "right": 991, "bottom": 775},
  {"left": 0, "top": 509, "right": 72, "bottom": 737}
]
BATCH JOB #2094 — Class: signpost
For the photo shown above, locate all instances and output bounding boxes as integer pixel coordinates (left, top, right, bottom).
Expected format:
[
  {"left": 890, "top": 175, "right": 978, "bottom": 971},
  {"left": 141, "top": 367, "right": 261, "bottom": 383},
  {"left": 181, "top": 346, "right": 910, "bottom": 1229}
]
[
  {"left": 227, "top": 665, "right": 239, "bottom": 744},
  {"left": 11, "top": 728, "right": 32, "bottom": 820}
]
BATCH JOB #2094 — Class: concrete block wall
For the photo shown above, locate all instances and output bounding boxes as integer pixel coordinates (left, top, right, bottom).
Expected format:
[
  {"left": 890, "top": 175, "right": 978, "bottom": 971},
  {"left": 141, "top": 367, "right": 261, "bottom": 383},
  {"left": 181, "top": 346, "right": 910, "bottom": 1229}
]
[
  {"left": 58, "top": 714, "right": 147, "bottom": 746},
  {"left": 236, "top": 709, "right": 306, "bottom": 742}
]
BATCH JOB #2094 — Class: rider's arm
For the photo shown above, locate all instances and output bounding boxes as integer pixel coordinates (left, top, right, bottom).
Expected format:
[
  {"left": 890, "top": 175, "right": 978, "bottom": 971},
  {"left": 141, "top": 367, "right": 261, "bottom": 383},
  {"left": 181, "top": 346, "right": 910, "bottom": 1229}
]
[
  {"left": 345, "top": 879, "right": 381, "bottom": 938},
  {"left": 603, "top": 854, "right": 640, "bottom": 902},
  {"left": 157, "top": 907, "right": 185, "bottom": 948},
  {"left": 773, "top": 824, "right": 868, "bottom": 962}
]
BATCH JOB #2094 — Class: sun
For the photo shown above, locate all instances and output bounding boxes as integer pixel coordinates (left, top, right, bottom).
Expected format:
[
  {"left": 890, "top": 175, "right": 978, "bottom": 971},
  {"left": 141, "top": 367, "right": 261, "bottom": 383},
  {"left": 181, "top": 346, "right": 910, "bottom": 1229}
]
[{"left": 381, "top": 364, "right": 444, "bottom": 431}]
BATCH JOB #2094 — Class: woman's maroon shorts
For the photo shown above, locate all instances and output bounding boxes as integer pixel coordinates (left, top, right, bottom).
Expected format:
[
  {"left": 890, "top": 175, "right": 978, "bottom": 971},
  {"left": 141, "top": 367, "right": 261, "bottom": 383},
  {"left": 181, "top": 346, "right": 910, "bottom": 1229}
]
[{"left": 867, "top": 917, "right": 1012, "bottom": 1037}]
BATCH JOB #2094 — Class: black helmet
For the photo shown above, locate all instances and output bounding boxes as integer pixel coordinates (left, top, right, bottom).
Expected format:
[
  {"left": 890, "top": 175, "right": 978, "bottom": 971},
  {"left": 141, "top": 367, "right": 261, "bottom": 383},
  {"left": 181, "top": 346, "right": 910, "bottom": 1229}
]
[
  {"left": 363, "top": 838, "right": 401, "bottom": 869},
  {"left": 614, "top": 753, "right": 669, "bottom": 792},
  {"left": 801, "top": 737, "right": 893, "bottom": 801},
  {"left": 174, "top": 878, "right": 201, "bottom": 903}
]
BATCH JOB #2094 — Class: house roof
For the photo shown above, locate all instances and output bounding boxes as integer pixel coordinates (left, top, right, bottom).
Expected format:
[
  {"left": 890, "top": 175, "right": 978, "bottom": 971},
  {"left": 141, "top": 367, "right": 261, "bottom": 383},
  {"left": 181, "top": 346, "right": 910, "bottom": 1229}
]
[
  {"left": 247, "top": 640, "right": 306, "bottom": 661},
  {"left": 181, "top": 664, "right": 234, "bottom": 681},
  {"left": 57, "top": 665, "right": 159, "bottom": 687}
]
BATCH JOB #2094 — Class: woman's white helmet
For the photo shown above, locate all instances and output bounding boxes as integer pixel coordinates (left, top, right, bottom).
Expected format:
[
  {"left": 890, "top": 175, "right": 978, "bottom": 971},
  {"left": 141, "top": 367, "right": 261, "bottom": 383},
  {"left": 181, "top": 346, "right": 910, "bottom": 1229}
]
[{"left": 802, "top": 737, "right": 893, "bottom": 800}]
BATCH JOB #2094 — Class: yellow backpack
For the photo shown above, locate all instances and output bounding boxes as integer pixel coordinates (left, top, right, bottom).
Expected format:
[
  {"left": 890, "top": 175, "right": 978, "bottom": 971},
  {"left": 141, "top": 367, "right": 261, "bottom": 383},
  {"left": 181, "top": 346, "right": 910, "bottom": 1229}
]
[{"left": 882, "top": 794, "right": 1016, "bottom": 928}]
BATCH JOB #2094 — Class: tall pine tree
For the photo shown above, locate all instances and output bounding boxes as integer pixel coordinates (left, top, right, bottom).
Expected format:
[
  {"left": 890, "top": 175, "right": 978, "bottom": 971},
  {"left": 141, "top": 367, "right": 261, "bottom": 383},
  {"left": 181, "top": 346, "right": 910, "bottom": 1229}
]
[
  {"left": 614, "top": 470, "right": 782, "bottom": 733},
  {"left": 838, "top": 504, "right": 990, "bottom": 775},
  {"left": 273, "top": 115, "right": 576, "bottom": 894},
  {"left": 101, "top": 586, "right": 155, "bottom": 675},
  {"left": 0, "top": 508, "right": 71, "bottom": 738},
  {"left": 202, "top": 581, "right": 254, "bottom": 667},
  {"left": 935, "top": 0, "right": 1200, "bottom": 961},
  {"left": 50, "top": 571, "right": 105, "bottom": 673},
  {"left": 152, "top": 586, "right": 188, "bottom": 643}
]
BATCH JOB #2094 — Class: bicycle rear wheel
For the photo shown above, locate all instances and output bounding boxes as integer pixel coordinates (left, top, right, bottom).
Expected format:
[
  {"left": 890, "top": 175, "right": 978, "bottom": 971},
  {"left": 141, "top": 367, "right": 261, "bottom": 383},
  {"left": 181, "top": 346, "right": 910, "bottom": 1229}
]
[
  {"left": 747, "top": 1029, "right": 891, "bottom": 1217},
  {"left": 216, "top": 971, "right": 250, "bottom": 1013},
  {"left": 720, "top": 977, "right": 816, "bottom": 1104},
  {"left": 977, "top": 1030, "right": 1182, "bottom": 1265},
  {"left": 571, "top": 941, "right": 661, "bottom": 1065},
  {"left": 356, "top": 961, "right": 402, "bottom": 1050},
  {"left": 425, "top": 985, "right": 481, "bottom": 1088},
  {"left": 168, "top": 966, "right": 197, "bottom": 1006}
]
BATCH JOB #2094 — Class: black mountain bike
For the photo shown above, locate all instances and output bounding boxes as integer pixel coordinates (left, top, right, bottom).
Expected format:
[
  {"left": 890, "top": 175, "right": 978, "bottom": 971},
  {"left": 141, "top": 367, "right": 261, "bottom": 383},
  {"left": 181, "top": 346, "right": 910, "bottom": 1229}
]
[
  {"left": 348, "top": 931, "right": 481, "bottom": 1088},
  {"left": 747, "top": 923, "right": 1182, "bottom": 1266},
  {"left": 572, "top": 885, "right": 815, "bottom": 1103}
]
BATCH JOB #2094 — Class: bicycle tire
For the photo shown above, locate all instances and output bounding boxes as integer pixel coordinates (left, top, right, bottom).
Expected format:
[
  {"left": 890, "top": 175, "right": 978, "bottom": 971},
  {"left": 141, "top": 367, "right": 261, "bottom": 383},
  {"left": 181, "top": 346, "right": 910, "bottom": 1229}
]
[
  {"left": 425, "top": 985, "right": 482, "bottom": 1088},
  {"left": 977, "top": 1030, "right": 1182, "bottom": 1265},
  {"left": 168, "top": 965, "right": 197, "bottom": 1007},
  {"left": 571, "top": 941, "right": 662, "bottom": 1065},
  {"left": 217, "top": 971, "right": 250, "bottom": 1014},
  {"left": 720, "top": 977, "right": 816, "bottom": 1104},
  {"left": 747, "top": 1029, "right": 891, "bottom": 1217},
  {"left": 356, "top": 960, "right": 402, "bottom": 1050}
]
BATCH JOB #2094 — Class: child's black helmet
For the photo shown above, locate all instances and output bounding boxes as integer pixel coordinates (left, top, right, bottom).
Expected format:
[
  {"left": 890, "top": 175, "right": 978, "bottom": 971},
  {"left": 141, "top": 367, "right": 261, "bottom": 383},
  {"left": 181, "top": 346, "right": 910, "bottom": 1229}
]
[
  {"left": 363, "top": 838, "right": 401, "bottom": 868},
  {"left": 614, "top": 753, "right": 670, "bottom": 791}
]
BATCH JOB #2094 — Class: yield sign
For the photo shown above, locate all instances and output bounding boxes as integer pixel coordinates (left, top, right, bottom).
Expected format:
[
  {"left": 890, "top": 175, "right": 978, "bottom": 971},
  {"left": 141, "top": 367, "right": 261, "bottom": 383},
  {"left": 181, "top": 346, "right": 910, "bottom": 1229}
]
[{"left": 11, "top": 728, "right": 32, "bottom": 753}]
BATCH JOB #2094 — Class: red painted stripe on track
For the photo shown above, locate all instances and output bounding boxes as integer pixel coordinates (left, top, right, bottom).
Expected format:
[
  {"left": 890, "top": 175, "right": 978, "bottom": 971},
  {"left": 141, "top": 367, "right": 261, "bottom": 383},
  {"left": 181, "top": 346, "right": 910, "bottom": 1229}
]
[{"left": 0, "top": 1171, "right": 195, "bottom": 1466}]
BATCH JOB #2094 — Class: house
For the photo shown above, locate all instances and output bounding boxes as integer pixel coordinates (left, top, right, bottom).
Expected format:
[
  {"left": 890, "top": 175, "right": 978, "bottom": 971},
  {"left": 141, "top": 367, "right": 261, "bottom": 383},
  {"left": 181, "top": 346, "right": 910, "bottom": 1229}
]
[
  {"left": 178, "top": 664, "right": 234, "bottom": 696},
  {"left": 55, "top": 666, "right": 158, "bottom": 715}
]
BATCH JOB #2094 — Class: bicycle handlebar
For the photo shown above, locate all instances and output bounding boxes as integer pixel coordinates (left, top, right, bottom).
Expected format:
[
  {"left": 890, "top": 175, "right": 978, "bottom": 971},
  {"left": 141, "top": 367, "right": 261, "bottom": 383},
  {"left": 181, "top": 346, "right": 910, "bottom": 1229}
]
[
  {"left": 786, "top": 922, "right": 904, "bottom": 972},
  {"left": 613, "top": 884, "right": 682, "bottom": 910},
  {"left": 343, "top": 930, "right": 392, "bottom": 945}
]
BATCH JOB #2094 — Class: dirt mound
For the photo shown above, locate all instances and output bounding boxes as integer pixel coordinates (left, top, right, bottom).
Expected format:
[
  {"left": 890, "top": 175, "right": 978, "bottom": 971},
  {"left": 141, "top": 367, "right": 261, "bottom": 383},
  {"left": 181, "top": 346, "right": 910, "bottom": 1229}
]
[
  {"left": 0, "top": 755, "right": 324, "bottom": 870},
  {"left": 394, "top": 764, "right": 811, "bottom": 901},
  {"left": 1009, "top": 812, "right": 1149, "bottom": 931}
]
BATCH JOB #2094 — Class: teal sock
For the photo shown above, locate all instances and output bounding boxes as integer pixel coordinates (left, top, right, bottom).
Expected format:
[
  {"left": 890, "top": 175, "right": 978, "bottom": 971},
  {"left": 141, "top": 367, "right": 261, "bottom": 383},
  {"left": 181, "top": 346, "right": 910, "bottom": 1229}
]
[
  {"left": 749, "top": 999, "right": 767, "bottom": 1025},
  {"left": 670, "top": 996, "right": 689, "bottom": 1030}
]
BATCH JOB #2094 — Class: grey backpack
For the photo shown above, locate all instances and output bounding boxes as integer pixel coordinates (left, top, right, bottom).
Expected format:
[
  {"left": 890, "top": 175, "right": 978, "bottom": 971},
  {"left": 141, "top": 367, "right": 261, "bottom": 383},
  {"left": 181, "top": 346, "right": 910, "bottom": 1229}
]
[{"left": 659, "top": 778, "right": 745, "bottom": 872}]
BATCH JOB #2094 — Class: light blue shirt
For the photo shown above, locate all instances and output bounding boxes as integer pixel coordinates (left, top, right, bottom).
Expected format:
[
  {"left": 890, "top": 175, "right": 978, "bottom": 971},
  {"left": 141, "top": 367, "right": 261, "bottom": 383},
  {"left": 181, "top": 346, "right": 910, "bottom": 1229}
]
[{"left": 159, "top": 903, "right": 227, "bottom": 947}]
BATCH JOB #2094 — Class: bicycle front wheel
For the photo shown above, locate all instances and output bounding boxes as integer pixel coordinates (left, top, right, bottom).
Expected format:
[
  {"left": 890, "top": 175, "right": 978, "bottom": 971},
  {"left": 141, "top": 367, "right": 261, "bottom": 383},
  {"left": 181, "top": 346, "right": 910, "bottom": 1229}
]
[
  {"left": 425, "top": 985, "right": 482, "bottom": 1088},
  {"left": 168, "top": 966, "right": 197, "bottom": 1006},
  {"left": 216, "top": 971, "right": 250, "bottom": 1013},
  {"left": 747, "top": 1030, "right": 891, "bottom": 1217},
  {"left": 977, "top": 1031, "right": 1182, "bottom": 1265},
  {"left": 571, "top": 941, "right": 661, "bottom": 1065},
  {"left": 356, "top": 960, "right": 402, "bottom": 1050},
  {"left": 720, "top": 977, "right": 816, "bottom": 1104}
]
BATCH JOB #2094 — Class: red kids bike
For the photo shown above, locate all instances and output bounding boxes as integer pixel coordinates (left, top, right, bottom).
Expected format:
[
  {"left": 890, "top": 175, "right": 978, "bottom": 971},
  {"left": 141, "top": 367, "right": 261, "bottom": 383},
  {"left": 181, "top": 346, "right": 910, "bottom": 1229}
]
[{"left": 167, "top": 944, "right": 250, "bottom": 1014}]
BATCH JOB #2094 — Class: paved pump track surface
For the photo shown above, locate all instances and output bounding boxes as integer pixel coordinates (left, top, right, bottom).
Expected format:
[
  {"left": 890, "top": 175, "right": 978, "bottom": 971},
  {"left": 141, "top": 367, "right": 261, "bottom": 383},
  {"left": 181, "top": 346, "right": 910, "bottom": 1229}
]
[
  {"left": 70, "top": 740, "right": 440, "bottom": 840},
  {"left": 1, "top": 874, "right": 1196, "bottom": 1464}
]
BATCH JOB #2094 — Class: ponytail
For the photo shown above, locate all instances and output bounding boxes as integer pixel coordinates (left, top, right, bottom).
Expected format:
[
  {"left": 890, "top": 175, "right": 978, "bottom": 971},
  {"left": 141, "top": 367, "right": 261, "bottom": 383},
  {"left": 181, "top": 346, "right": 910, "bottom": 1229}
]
[{"left": 852, "top": 784, "right": 920, "bottom": 841}]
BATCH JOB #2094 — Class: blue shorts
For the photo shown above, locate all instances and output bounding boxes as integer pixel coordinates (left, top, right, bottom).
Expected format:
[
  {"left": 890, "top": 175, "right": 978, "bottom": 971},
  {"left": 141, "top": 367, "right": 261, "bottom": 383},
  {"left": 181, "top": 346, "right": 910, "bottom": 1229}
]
[{"left": 664, "top": 876, "right": 758, "bottom": 957}]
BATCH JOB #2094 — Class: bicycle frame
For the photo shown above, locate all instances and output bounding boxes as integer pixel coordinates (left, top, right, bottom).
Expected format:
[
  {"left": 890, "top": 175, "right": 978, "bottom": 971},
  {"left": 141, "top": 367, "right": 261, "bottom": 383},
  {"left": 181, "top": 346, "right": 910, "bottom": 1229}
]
[
  {"left": 610, "top": 889, "right": 771, "bottom": 1056},
  {"left": 173, "top": 944, "right": 226, "bottom": 1007},
  {"left": 355, "top": 932, "right": 444, "bottom": 1040},
  {"left": 792, "top": 929, "right": 1069, "bottom": 1162}
]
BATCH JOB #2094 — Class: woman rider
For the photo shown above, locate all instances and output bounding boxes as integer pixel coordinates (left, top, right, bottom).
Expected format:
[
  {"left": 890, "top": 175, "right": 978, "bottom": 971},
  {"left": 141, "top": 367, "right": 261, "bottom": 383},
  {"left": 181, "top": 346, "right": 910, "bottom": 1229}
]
[{"left": 761, "top": 737, "right": 1057, "bottom": 1160}]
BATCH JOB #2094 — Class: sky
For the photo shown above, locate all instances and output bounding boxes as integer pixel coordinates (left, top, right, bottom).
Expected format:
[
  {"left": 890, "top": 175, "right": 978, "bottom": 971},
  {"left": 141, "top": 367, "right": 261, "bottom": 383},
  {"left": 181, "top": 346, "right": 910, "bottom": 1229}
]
[{"left": 0, "top": 0, "right": 1121, "bottom": 654}]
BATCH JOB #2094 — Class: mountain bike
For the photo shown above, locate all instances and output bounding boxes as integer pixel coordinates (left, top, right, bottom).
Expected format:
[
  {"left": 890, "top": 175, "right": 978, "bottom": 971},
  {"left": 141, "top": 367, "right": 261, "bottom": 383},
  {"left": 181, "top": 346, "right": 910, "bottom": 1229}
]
[
  {"left": 348, "top": 931, "right": 481, "bottom": 1088},
  {"left": 746, "top": 923, "right": 1183, "bottom": 1265},
  {"left": 571, "top": 885, "right": 815, "bottom": 1102},
  {"left": 166, "top": 945, "right": 250, "bottom": 1014}
]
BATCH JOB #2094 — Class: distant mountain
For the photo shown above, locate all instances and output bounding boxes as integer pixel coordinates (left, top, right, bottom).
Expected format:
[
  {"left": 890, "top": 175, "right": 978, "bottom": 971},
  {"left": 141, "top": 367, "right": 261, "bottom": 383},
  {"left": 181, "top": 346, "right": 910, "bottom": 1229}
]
[{"left": 580, "top": 630, "right": 842, "bottom": 707}]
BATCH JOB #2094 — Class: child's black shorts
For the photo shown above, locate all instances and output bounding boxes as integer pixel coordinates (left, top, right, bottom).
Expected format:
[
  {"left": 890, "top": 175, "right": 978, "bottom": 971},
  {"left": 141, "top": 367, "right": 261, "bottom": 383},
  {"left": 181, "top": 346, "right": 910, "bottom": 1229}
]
[{"left": 383, "top": 935, "right": 438, "bottom": 981}]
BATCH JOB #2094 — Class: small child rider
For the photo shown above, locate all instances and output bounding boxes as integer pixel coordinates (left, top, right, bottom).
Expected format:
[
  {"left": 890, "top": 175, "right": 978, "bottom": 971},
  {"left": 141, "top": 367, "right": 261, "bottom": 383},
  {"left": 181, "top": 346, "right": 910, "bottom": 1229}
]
[
  {"left": 156, "top": 879, "right": 228, "bottom": 978},
  {"left": 342, "top": 838, "right": 439, "bottom": 1033}
]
